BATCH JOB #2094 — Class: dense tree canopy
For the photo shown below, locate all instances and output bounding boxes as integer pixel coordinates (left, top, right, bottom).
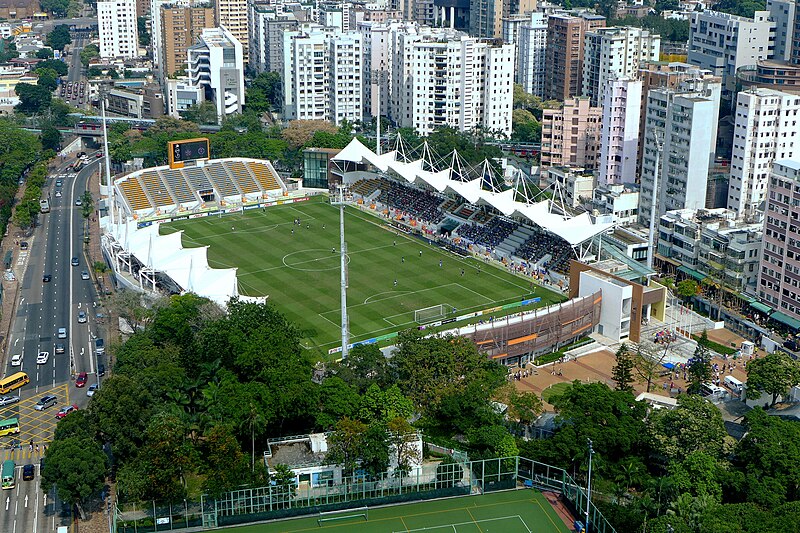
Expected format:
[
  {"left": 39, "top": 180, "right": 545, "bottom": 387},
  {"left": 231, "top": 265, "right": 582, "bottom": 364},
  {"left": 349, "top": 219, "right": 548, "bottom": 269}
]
[{"left": 45, "top": 24, "right": 72, "bottom": 50}]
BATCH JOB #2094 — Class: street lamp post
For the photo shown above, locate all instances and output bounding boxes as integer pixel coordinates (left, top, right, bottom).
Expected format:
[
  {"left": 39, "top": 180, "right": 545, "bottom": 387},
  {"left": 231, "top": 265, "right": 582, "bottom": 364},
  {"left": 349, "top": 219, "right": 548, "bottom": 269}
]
[{"left": 371, "top": 69, "right": 388, "bottom": 156}]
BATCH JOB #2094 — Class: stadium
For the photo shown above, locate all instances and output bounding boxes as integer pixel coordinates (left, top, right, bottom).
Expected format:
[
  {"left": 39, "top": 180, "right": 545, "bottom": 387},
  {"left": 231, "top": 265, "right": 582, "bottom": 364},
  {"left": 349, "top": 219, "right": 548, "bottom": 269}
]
[{"left": 101, "top": 136, "right": 612, "bottom": 357}]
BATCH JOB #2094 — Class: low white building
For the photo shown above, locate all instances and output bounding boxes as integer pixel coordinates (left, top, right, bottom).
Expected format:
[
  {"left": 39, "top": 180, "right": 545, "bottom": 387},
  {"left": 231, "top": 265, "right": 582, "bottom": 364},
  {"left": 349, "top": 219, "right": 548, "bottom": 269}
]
[
  {"left": 165, "top": 77, "right": 204, "bottom": 118},
  {"left": 546, "top": 166, "right": 595, "bottom": 208},
  {"left": 578, "top": 269, "right": 633, "bottom": 342},
  {"left": 263, "top": 431, "right": 424, "bottom": 488},
  {"left": 593, "top": 184, "right": 640, "bottom": 226}
]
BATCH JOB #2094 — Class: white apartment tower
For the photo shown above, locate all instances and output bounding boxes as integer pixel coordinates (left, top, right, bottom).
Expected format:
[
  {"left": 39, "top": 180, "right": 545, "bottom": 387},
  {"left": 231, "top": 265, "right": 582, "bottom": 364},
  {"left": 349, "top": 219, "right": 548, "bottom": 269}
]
[
  {"left": 688, "top": 10, "right": 775, "bottom": 102},
  {"left": 216, "top": 0, "right": 249, "bottom": 64},
  {"left": 598, "top": 77, "right": 642, "bottom": 186},
  {"left": 582, "top": 26, "right": 660, "bottom": 106},
  {"left": 283, "top": 26, "right": 363, "bottom": 125},
  {"left": 639, "top": 76, "right": 722, "bottom": 228},
  {"left": 516, "top": 12, "right": 547, "bottom": 98},
  {"left": 97, "top": 0, "right": 139, "bottom": 59},
  {"left": 393, "top": 34, "right": 514, "bottom": 136},
  {"left": 187, "top": 27, "right": 245, "bottom": 119},
  {"left": 728, "top": 88, "right": 800, "bottom": 217}
]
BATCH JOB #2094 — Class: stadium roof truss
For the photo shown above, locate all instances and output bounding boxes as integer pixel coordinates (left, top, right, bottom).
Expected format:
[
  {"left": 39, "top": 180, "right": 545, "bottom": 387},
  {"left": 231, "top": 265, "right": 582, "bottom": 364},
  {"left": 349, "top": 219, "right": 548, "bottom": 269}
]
[
  {"left": 105, "top": 219, "right": 255, "bottom": 308},
  {"left": 332, "top": 137, "right": 615, "bottom": 247}
]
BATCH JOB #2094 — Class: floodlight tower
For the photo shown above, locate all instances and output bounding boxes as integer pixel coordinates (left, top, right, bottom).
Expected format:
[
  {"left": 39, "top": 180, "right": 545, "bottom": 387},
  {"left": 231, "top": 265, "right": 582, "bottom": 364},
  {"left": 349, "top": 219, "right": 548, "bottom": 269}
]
[
  {"left": 647, "top": 129, "right": 664, "bottom": 271},
  {"left": 331, "top": 185, "right": 350, "bottom": 358},
  {"left": 101, "top": 95, "right": 115, "bottom": 225}
]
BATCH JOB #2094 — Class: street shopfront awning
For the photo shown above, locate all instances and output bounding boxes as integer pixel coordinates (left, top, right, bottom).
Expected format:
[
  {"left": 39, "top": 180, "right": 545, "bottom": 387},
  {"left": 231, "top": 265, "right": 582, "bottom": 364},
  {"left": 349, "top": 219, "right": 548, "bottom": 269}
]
[
  {"left": 677, "top": 265, "right": 707, "bottom": 282},
  {"left": 749, "top": 301, "right": 774, "bottom": 315},
  {"left": 770, "top": 311, "right": 800, "bottom": 331}
]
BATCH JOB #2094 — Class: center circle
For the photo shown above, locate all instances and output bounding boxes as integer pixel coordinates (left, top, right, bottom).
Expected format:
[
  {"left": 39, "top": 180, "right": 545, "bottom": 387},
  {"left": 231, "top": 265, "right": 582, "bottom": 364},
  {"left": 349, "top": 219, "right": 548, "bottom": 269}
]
[{"left": 282, "top": 249, "right": 351, "bottom": 271}]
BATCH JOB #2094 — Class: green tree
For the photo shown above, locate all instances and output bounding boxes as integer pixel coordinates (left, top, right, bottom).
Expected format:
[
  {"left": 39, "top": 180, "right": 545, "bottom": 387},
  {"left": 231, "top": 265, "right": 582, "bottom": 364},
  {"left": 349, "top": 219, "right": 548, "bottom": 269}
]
[
  {"left": 80, "top": 44, "right": 100, "bottom": 67},
  {"left": 357, "top": 383, "right": 414, "bottom": 425},
  {"left": 15, "top": 83, "right": 52, "bottom": 113},
  {"left": 511, "top": 109, "right": 542, "bottom": 144},
  {"left": 35, "top": 48, "right": 54, "bottom": 59},
  {"left": 46, "top": 24, "right": 72, "bottom": 49},
  {"left": 611, "top": 343, "right": 636, "bottom": 393},
  {"left": 687, "top": 338, "right": 712, "bottom": 395},
  {"left": 676, "top": 279, "right": 699, "bottom": 300},
  {"left": 648, "top": 394, "right": 730, "bottom": 462},
  {"left": 37, "top": 59, "right": 69, "bottom": 77},
  {"left": 387, "top": 417, "right": 419, "bottom": 480},
  {"left": 745, "top": 351, "right": 800, "bottom": 407},
  {"left": 315, "top": 377, "right": 361, "bottom": 429},
  {"left": 41, "top": 436, "right": 107, "bottom": 505},
  {"left": 326, "top": 417, "right": 368, "bottom": 476},
  {"left": 360, "top": 423, "right": 391, "bottom": 478},
  {"left": 467, "top": 424, "right": 519, "bottom": 459},
  {"left": 246, "top": 71, "right": 282, "bottom": 114},
  {"left": 137, "top": 16, "right": 150, "bottom": 46},
  {"left": 270, "top": 464, "right": 298, "bottom": 503},
  {"left": 88, "top": 374, "right": 155, "bottom": 461},
  {"left": 36, "top": 67, "right": 59, "bottom": 91},
  {"left": 81, "top": 190, "right": 94, "bottom": 218},
  {"left": 505, "top": 387, "right": 544, "bottom": 426},
  {"left": 141, "top": 412, "right": 197, "bottom": 502},
  {"left": 180, "top": 101, "right": 219, "bottom": 125},
  {"left": 41, "top": 124, "right": 62, "bottom": 152},
  {"left": 711, "top": 0, "right": 765, "bottom": 18},
  {"left": 668, "top": 451, "right": 724, "bottom": 502},
  {"left": 328, "top": 343, "right": 393, "bottom": 393}
]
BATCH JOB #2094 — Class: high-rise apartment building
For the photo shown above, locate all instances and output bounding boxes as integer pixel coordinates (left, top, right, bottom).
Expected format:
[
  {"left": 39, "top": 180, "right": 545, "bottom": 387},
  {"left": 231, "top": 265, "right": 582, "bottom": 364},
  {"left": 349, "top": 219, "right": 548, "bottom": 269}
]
[
  {"left": 639, "top": 76, "right": 722, "bottom": 229},
  {"left": 757, "top": 160, "right": 800, "bottom": 322},
  {"left": 768, "top": 0, "right": 798, "bottom": 61},
  {"left": 187, "top": 27, "right": 245, "bottom": 119},
  {"left": 544, "top": 12, "right": 605, "bottom": 101},
  {"left": 393, "top": 34, "right": 514, "bottom": 136},
  {"left": 97, "top": 0, "right": 138, "bottom": 59},
  {"left": 582, "top": 26, "right": 660, "bottom": 106},
  {"left": 540, "top": 97, "right": 602, "bottom": 172},
  {"left": 470, "top": 0, "right": 504, "bottom": 38},
  {"left": 688, "top": 10, "right": 775, "bottom": 102},
  {"left": 160, "top": 4, "right": 216, "bottom": 79},
  {"left": 598, "top": 77, "right": 641, "bottom": 186},
  {"left": 515, "top": 12, "right": 547, "bottom": 97},
  {"left": 728, "top": 88, "right": 800, "bottom": 217},
  {"left": 249, "top": 3, "right": 298, "bottom": 74},
  {"left": 283, "top": 26, "right": 363, "bottom": 125},
  {"left": 216, "top": 0, "right": 249, "bottom": 64}
]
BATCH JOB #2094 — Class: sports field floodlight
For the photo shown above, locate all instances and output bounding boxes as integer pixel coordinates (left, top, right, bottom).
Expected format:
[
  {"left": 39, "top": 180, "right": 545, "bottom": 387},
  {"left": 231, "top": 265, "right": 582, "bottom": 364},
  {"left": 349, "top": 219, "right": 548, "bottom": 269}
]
[{"left": 331, "top": 185, "right": 351, "bottom": 358}]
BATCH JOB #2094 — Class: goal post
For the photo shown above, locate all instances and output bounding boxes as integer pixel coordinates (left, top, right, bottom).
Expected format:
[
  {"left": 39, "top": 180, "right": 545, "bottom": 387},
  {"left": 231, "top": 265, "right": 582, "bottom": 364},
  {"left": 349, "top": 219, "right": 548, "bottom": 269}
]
[
  {"left": 317, "top": 506, "right": 368, "bottom": 526},
  {"left": 414, "top": 304, "right": 450, "bottom": 324}
]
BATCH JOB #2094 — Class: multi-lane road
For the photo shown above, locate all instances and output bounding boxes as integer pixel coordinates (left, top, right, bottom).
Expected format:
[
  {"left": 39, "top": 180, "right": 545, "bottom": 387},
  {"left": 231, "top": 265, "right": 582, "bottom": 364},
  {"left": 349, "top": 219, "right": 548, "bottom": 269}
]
[{"left": 1, "top": 154, "right": 106, "bottom": 533}]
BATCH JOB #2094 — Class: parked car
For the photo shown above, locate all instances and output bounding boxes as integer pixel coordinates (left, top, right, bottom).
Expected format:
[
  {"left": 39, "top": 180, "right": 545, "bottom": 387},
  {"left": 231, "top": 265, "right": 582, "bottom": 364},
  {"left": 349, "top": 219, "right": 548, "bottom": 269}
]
[
  {"left": 98, "top": 363, "right": 105, "bottom": 377},
  {"left": 86, "top": 383, "right": 98, "bottom": 397},
  {"left": 34, "top": 395, "right": 57, "bottom": 410},
  {"left": 75, "top": 372, "right": 87, "bottom": 388},
  {"left": 10, "top": 354, "right": 22, "bottom": 366},
  {"left": 0, "top": 395, "right": 20, "bottom": 406},
  {"left": 55, "top": 404, "right": 78, "bottom": 419}
]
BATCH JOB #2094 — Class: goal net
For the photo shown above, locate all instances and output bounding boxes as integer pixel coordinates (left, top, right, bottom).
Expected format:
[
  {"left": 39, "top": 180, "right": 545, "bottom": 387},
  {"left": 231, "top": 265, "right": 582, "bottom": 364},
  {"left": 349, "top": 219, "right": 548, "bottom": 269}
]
[{"left": 415, "top": 304, "right": 449, "bottom": 324}]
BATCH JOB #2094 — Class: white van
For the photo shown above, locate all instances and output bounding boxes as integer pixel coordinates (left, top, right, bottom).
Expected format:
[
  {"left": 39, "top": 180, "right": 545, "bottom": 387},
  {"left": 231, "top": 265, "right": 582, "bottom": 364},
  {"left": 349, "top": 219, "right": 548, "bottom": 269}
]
[{"left": 724, "top": 375, "right": 744, "bottom": 393}]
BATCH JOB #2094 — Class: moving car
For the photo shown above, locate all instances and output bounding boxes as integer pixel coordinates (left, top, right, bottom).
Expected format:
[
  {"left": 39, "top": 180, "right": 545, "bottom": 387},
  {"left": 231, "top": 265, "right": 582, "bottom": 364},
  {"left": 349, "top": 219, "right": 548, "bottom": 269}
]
[
  {"left": 71, "top": 257, "right": 79, "bottom": 267},
  {"left": 0, "top": 396, "right": 19, "bottom": 406},
  {"left": 55, "top": 190, "right": 62, "bottom": 197},
  {"left": 98, "top": 363, "right": 105, "bottom": 377},
  {"left": 55, "top": 179, "right": 62, "bottom": 187},
  {"left": 75, "top": 372, "right": 87, "bottom": 388},
  {"left": 36, "top": 351, "right": 49, "bottom": 365},
  {"left": 57, "top": 327, "right": 67, "bottom": 339},
  {"left": 34, "top": 395, "right": 57, "bottom": 410},
  {"left": 81, "top": 271, "right": 90, "bottom": 280},
  {"left": 43, "top": 274, "right": 51, "bottom": 282},
  {"left": 22, "top": 464, "right": 34, "bottom": 481},
  {"left": 10, "top": 354, "right": 22, "bottom": 366},
  {"left": 55, "top": 343, "right": 65, "bottom": 354},
  {"left": 77, "top": 311, "right": 87, "bottom": 324},
  {"left": 95, "top": 338, "right": 105, "bottom": 355},
  {"left": 55, "top": 404, "right": 78, "bottom": 419},
  {"left": 75, "top": 199, "right": 82, "bottom": 206},
  {"left": 86, "top": 383, "right": 98, "bottom": 397}
]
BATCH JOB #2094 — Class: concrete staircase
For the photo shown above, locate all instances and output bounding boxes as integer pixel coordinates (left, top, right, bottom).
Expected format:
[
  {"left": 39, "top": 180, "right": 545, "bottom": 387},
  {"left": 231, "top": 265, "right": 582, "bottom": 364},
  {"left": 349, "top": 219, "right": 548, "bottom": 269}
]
[{"left": 494, "top": 226, "right": 534, "bottom": 259}]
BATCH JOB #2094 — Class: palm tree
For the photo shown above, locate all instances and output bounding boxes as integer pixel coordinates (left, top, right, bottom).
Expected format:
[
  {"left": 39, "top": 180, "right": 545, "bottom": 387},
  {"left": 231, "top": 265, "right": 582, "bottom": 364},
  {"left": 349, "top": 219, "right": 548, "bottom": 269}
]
[{"left": 242, "top": 402, "right": 267, "bottom": 472}]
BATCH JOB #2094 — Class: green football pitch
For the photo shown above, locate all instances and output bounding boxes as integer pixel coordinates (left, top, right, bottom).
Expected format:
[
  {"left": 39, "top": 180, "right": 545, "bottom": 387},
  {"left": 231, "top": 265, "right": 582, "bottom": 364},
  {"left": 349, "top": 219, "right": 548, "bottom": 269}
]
[
  {"left": 217, "top": 490, "right": 572, "bottom": 533},
  {"left": 161, "top": 196, "right": 564, "bottom": 355}
]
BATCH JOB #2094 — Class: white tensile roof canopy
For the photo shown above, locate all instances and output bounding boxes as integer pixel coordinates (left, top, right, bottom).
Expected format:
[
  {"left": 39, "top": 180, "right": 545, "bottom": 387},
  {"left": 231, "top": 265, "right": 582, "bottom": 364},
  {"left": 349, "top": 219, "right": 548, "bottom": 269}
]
[{"left": 332, "top": 138, "right": 613, "bottom": 246}]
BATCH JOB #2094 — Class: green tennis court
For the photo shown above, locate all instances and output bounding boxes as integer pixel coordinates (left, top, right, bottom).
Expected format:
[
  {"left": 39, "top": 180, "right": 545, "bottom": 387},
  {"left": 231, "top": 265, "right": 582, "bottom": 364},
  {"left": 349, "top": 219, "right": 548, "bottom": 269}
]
[{"left": 217, "top": 490, "right": 572, "bottom": 533}]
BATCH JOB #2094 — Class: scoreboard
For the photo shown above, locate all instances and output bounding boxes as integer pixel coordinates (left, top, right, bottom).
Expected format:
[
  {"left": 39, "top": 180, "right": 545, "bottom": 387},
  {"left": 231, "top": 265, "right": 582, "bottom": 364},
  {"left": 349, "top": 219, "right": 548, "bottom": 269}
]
[{"left": 168, "top": 138, "right": 210, "bottom": 169}]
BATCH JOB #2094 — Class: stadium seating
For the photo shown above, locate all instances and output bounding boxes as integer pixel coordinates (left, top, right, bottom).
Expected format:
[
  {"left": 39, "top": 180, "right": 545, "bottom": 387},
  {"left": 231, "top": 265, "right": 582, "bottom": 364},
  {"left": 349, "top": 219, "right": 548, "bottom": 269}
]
[
  {"left": 205, "top": 162, "right": 240, "bottom": 198},
  {"left": 227, "top": 161, "right": 259, "bottom": 194},
  {"left": 457, "top": 217, "right": 517, "bottom": 249},
  {"left": 182, "top": 166, "right": 213, "bottom": 194},
  {"left": 119, "top": 176, "right": 150, "bottom": 211},
  {"left": 516, "top": 232, "right": 573, "bottom": 274},
  {"left": 351, "top": 178, "right": 384, "bottom": 198},
  {"left": 159, "top": 168, "right": 197, "bottom": 204},
  {"left": 247, "top": 162, "right": 280, "bottom": 192},
  {"left": 139, "top": 171, "right": 175, "bottom": 207},
  {"left": 377, "top": 180, "right": 444, "bottom": 224}
]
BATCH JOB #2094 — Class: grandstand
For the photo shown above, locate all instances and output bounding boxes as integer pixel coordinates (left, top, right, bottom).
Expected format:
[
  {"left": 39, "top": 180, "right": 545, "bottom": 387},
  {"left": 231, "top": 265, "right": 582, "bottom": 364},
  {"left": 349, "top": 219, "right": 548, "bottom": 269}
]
[{"left": 114, "top": 158, "right": 286, "bottom": 216}]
